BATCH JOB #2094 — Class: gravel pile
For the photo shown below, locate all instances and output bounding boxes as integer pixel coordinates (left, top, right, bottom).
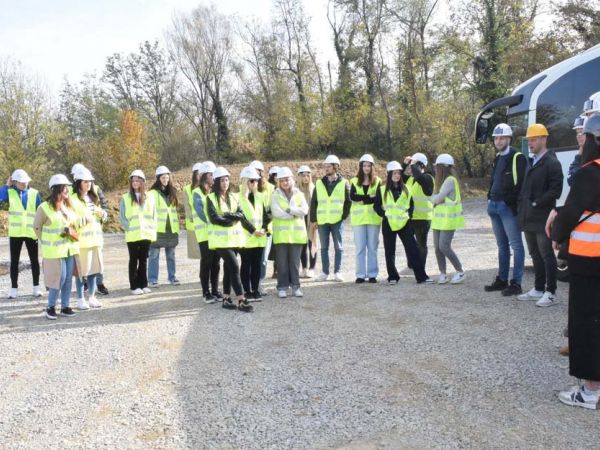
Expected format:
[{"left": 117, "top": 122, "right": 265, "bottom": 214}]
[{"left": 0, "top": 198, "right": 597, "bottom": 449}]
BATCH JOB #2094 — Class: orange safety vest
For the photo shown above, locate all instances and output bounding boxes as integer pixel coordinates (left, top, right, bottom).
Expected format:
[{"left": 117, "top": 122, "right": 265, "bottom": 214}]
[{"left": 568, "top": 158, "right": 600, "bottom": 258}]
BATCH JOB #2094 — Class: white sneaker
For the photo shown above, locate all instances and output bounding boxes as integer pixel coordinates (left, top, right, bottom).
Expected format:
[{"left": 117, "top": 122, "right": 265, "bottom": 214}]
[
  {"left": 278, "top": 289, "right": 288, "bottom": 298},
  {"left": 450, "top": 272, "right": 465, "bottom": 284},
  {"left": 88, "top": 296, "right": 102, "bottom": 308},
  {"left": 559, "top": 386, "right": 600, "bottom": 410},
  {"left": 437, "top": 274, "right": 449, "bottom": 285},
  {"left": 517, "top": 288, "right": 544, "bottom": 301},
  {"left": 131, "top": 288, "right": 144, "bottom": 295},
  {"left": 292, "top": 288, "right": 303, "bottom": 297},
  {"left": 300, "top": 268, "right": 308, "bottom": 278},
  {"left": 76, "top": 298, "right": 90, "bottom": 310},
  {"left": 316, "top": 272, "right": 329, "bottom": 282},
  {"left": 142, "top": 287, "right": 152, "bottom": 294},
  {"left": 7, "top": 288, "right": 18, "bottom": 299},
  {"left": 333, "top": 272, "right": 344, "bottom": 282},
  {"left": 536, "top": 291, "right": 557, "bottom": 307},
  {"left": 306, "top": 269, "right": 315, "bottom": 278},
  {"left": 32, "top": 286, "right": 43, "bottom": 297}
]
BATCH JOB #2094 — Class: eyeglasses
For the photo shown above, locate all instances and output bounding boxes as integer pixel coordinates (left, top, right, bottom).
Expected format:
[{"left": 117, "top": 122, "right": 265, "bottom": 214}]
[{"left": 248, "top": 179, "right": 258, "bottom": 183}]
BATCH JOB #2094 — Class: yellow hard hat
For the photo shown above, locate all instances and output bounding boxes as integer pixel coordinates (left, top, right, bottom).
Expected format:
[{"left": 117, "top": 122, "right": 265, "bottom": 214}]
[{"left": 526, "top": 123, "right": 549, "bottom": 138}]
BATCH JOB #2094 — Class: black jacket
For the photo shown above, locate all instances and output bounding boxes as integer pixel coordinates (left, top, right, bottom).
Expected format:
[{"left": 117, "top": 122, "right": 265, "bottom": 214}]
[
  {"left": 518, "top": 151, "right": 563, "bottom": 233},
  {"left": 207, "top": 192, "right": 255, "bottom": 234},
  {"left": 309, "top": 175, "right": 351, "bottom": 224},
  {"left": 487, "top": 147, "right": 528, "bottom": 215}
]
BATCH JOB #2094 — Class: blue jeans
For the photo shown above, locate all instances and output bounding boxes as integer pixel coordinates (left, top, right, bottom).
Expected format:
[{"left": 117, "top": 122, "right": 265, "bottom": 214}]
[
  {"left": 353, "top": 224, "right": 380, "bottom": 278},
  {"left": 148, "top": 246, "right": 177, "bottom": 283},
  {"left": 76, "top": 273, "right": 98, "bottom": 298},
  {"left": 487, "top": 200, "right": 524, "bottom": 284},
  {"left": 318, "top": 221, "right": 343, "bottom": 274},
  {"left": 47, "top": 256, "right": 75, "bottom": 309}
]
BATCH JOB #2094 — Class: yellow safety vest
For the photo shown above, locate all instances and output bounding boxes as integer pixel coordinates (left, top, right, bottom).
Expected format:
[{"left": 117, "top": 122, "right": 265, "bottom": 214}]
[
  {"left": 183, "top": 184, "right": 195, "bottom": 231},
  {"left": 315, "top": 178, "right": 346, "bottom": 224},
  {"left": 191, "top": 188, "right": 210, "bottom": 243},
  {"left": 122, "top": 193, "right": 157, "bottom": 242},
  {"left": 272, "top": 190, "right": 308, "bottom": 245},
  {"left": 8, "top": 188, "right": 38, "bottom": 239},
  {"left": 240, "top": 192, "right": 267, "bottom": 248},
  {"left": 150, "top": 189, "right": 180, "bottom": 234},
  {"left": 350, "top": 177, "right": 382, "bottom": 226},
  {"left": 380, "top": 186, "right": 411, "bottom": 232},
  {"left": 263, "top": 183, "right": 275, "bottom": 210},
  {"left": 39, "top": 201, "right": 79, "bottom": 259},
  {"left": 70, "top": 193, "right": 104, "bottom": 249},
  {"left": 431, "top": 176, "right": 464, "bottom": 231},
  {"left": 207, "top": 192, "right": 246, "bottom": 250},
  {"left": 406, "top": 175, "right": 434, "bottom": 221}
]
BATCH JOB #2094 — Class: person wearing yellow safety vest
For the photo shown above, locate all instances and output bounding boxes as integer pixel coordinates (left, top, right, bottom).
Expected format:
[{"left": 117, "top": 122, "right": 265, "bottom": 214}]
[
  {"left": 483, "top": 123, "right": 528, "bottom": 297},
  {"left": 349, "top": 154, "right": 382, "bottom": 284},
  {"left": 271, "top": 166, "right": 309, "bottom": 298},
  {"left": 374, "top": 161, "right": 431, "bottom": 284},
  {"left": 239, "top": 166, "right": 271, "bottom": 301},
  {"left": 310, "top": 155, "right": 351, "bottom": 282},
  {"left": 148, "top": 166, "right": 180, "bottom": 288},
  {"left": 265, "top": 165, "right": 280, "bottom": 279},
  {"left": 192, "top": 162, "right": 222, "bottom": 303},
  {"left": 1, "top": 169, "right": 42, "bottom": 299},
  {"left": 430, "top": 154, "right": 465, "bottom": 285},
  {"left": 70, "top": 167, "right": 107, "bottom": 310},
  {"left": 183, "top": 162, "right": 204, "bottom": 260},
  {"left": 402, "top": 152, "right": 434, "bottom": 271},
  {"left": 250, "top": 160, "right": 273, "bottom": 289},
  {"left": 548, "top": 113, "right": 600, "bottom": 410},
  {"left": 119, "top": 170, "right": 157, "bottom": 295},
  {"left": 206, "top": 167, "right": 254, "bottom": 312},
  {"left": 297, "top": 165, "right": 317, "bottom": 278},
  {"left": 33, "top": 174, "right": 81, "bottom": 320}
]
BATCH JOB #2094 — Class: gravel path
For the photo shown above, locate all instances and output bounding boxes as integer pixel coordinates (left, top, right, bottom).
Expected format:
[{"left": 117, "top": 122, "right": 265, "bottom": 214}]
[{"left": 0, "top": 198, "right": 597, "bottom": 449}]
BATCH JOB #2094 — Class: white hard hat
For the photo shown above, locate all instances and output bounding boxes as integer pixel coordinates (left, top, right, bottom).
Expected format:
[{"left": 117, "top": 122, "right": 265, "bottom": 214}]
[
  {"left": 435, "top": 154, "right": 455, "bottom": 166},
  {"left": 213, "top": 167, "right": 230, "bottom": 179},
  {"left": 268, "top": 166, "right": 280, "bottom": 176},
  {"left": 359, "top": 154, "right": 375, "bottom": 164},
  {"left": 192, "top": 162, "right": 203, "bottom": 172},
  {"left": 202, "top": 161, "right": 217, "bottom": 173},
  {"left": 11, "top": 169, "right": 31, "bottom": 183},
  {"left": 71, "top": 163, "right": 86, "bottom": 175},
  {"left": 323, "top": 154, "right": 340, "bottom": 165},
  {"left": 583, "top": 91, "right": 600, "bottom": 115},
  {"left": 411, "top": 152, "right": 428, "bottom": 167},
  {"left": 240, "top": 166, "right": 260, "bottom": 180},
  {"left": 130, "top": 169, "right": 146, "bottom": 180},
  {"left": 573, "top": 115, "right": 586, "bottom": 130},
  {"left": 74, "top": 168, "right": 94, "bottom": 181},
  {"left": 492, "top": 123, "right": 513, "bottom": 137},
  {"left": 49, "top": 174, "right": 72, "bottom": 188},
  {"left": 297, "top": 165, "right": 311, "bottom": 174},
  {"left": 386, "top": 161, "right": 402, "bottom": 172},
  {"left": 155, "top": 165, "right": 170, "bottom": 177},
  {"left": 583, "top": 113, "right": 600, "bottom": 138},
  {"left": 250, "top": 160, "right": 264, "bottom": 171},
  {"left": 277, "top": 166, "right": 294, "bottom": 179}
]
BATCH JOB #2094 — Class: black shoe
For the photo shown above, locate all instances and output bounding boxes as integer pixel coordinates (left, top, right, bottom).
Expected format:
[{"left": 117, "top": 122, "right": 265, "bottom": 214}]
[
  {"left": 238, "top": 299, "right": 254, "bottom": 312},
  {"left": 252, "top": 291, "right": 263, "bottom": 302},
  {"left": 222, "top": 297, "right": 236, "bottom": 310},
  {"left": 501, "top": 281, "right": 523, "bottom": 297},
  {"left": 484, "top": 277, "right": 508, "bottom": 292},
  {"left": 203, "top": 294, "right": 216, "bottom": 304},
  {"left": 60, "top": 307, "right": 76, "bottom": 317},
  {"left": 97, "top": 284, "right": 109, "bottom": 295},
  {"left": 388, "top": 277, "right": 399, "bottom": 285},
  {"left": 83, "top": 281, "right": 88, "bottom": 293},
  {"left": 46, "top": 306, "right": 57, "bottom": 320},
  {"left": 355, "top": 278, "right": 365, "bottom": 284},
  {"left": 368, "top": 277, "right": 377, "bottom": 283},
  {"left": 212, "top": 291, "right": 223, "bottom": 300}
]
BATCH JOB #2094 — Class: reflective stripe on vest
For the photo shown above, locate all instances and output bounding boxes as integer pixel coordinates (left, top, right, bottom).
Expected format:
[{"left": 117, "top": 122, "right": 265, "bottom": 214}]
[
  {"left": 316, "top": 178, "right": 346, "bottom": 224},
  {"left": 511, "top": 152, "right": 523, "bottom": 185},
  {"left": 380, "top": 186, "right": 411, "bottom": 232},
  {"left": 568, "top": 159, "right": 600, "bottom": 258},
  {"left": 8, "top": 188, "right": 37, "bottom": 239},
  {"left": 151, "top": 190, "right": 180, "bottom": 234},
  {"left": 350, "top": 177, "right": 382, "bottom": 226},
  {"left": 272, "top": 191, "right": 307, "bottom": 245},
  {"left": 406, "top": 176, "right": 433, "bottom": 221},
  {"left": 70, "top": 193, "right": 103, "bottom": 249},
  {"left": 183, "top": 184, "right": 194, "bottom": 231},
  {"left": 123, "top": 193, "right": 157, "bottom": 243},
  {"left": 240, "top": 192, "right": 267, "bottom": 248},
  {"left": 39, "top": 202, "right": 77, "bottom": 259},
  {"left": 431, "top": 176, "right": 464, "bottom": 231},
  {"left": 192, "top": 188, "right": 209, "bottom": 243},
  {"left": 207, "top": 192, "right": 246, "bottom": 249}
]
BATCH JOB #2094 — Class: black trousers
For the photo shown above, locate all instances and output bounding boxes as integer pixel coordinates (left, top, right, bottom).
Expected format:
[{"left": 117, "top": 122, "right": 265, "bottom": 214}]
[
  {"left": 9, "top": 237, "right": 40, "bottom": 288},
  {"left": 217, "top": 249, "right": 243, "bottom": 297},
  {"left": 199, "top": 241, "right": 221, "bottom": 296},
  {"left": 300, "top": 239, "right": 317, "bottom": 270},
  {"left": 127, "top": 240, "right": 150, "bottom": 290},
  {"left": 406, "top": 219, "right": 430, "bottom": 269},
  {"left": 240, "top": 247, "right": 264, "bottom": 295},
  {"left": 382, "top": 220, "right": 428, "bottom": 283},
  {"left": 524, "top": 231, "right": 557, "bottom": 294}
]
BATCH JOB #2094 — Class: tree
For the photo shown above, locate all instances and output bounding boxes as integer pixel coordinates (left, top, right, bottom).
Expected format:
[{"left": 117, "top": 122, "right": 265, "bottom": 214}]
[{"left": 555, "top": 0, "right": 600, "bottom": 50}]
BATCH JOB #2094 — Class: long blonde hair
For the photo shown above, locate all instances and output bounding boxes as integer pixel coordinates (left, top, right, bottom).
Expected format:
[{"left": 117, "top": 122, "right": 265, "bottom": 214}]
[{"left": 297, "top": 171, "right": 314, "bottom": 198}]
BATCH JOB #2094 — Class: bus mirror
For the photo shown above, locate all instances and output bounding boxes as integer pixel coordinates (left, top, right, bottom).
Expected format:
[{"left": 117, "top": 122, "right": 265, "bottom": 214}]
[{"left": 475, "top": 116, "right": 490, "bottom": 144}]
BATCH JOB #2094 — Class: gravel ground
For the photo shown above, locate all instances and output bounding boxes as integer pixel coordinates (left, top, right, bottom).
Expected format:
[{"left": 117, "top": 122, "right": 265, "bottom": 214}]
[{"left": 0, "top": 198, "right": 597, "bottom": 449}]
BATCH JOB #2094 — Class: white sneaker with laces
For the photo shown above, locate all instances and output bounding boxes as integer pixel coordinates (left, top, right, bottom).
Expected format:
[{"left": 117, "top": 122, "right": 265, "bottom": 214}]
[
  {"left": 450, "top": 272, "right": 465, "bottom": 284},
  {"left": 76, "top": 298, "right": 90, "bottom": 310},
  {"left": 142, "top": 287, "right": 152, "bottom": 294},
  {"left": 32, "top": 286, "right": 43, "bottom": 297},
  {"left": 536, "top": 291, "right": 557, "bottom": 307},
  {"left": 316, "top": 272, "right": 329, "bottom": 282},
  {"left": 131, "top": 288, "right": 144, "bottom": 295},
  {"left": 437, "top": 274, "right": 448, "bottom": 284},
  {"left": 559, "top": 386, "right": 599, "bottom": 410},
  {"left": 8, "top": 288, "right": 18, "bottom": 299},
  {"left": 293, "top": 288, "right": 303, "bottom": 297},
  {"left": 278, "top": 289, "right": 288, "bottom": 298},
  {"left": 333, "top": 272, "right": 344, "bottom": 282},
  {"left": 88, "top": 296, "right": 102, "bottom": 308},
  {"left": 517, "top": 288, "right": 544, "bottom": 301}
]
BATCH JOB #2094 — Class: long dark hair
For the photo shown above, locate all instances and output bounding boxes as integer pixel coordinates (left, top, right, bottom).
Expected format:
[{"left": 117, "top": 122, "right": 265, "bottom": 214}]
[
  {"left": 151, "top": 176, "right": 178, "bottom": 207},
  {"left": 191, "top": 170, "right": 201, "bottom": 189},
  {"left": 47, "top": 185, "right": 72, "bottom": 210},
  {"left": 212, "top": 176, "right": 230, "bottom": 197},
  {"left": 434, "top": 165, "right": 456, "bottom": 194},
  {"left": 582, "top": 133, "right": 600, "bottom": 164},
  {"left": 268, "top": 173, "right": 277, "bottom": 185},
  {"left": 383, "top": 171, "right": 408, "bottom": 200},
  {"left": 74, "top": 180, "right": 99, "bottom": 205},
  {"left": 357, "top": 162, "right": 376, "bottom": 186},
  {"left": 199, "top": 172, "right": 211, "bottom": 195},
  {"left": 129, "top": 179, "right": 146, "bottom": 206}
]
